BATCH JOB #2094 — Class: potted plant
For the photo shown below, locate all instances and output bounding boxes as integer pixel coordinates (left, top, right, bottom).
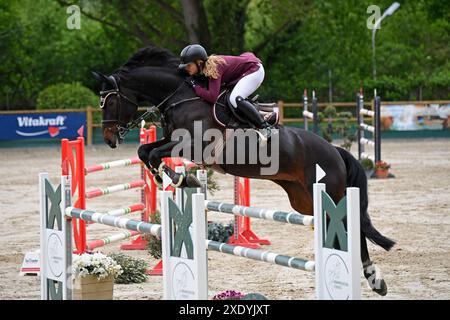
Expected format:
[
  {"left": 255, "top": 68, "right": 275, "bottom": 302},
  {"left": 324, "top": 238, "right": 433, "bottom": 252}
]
[
  {"left": 360, "top": 158, "right": 375, "bottom": 178},
  {"left": 374, "top": 161, "right": 391, "bottom": 179},
  {"left": 212, "top": 290, "right": 268, "bottom": 300},
  {"left": 107, "top": 253, "right": 149, "bottom": 284},
  {"left": 72, "top": 252, "right": 123, "bottom": 300}
]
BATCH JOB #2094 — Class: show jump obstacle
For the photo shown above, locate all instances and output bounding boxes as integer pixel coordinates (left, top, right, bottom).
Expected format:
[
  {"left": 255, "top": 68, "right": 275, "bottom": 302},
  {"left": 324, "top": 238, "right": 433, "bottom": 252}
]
[
  {"left": 151, "top": 168, "right": 271, "bottom": 275},
  {"left": 357, "top": 89, "right": 381, "bottom": 163},
  {"left": 39, "top": 173, "right": 160, "bottom": 300},
  {"left": 161, "top": 183, "right": 361, "bottom": 300},
  {"left": 227, "top": 176, "right": 270, "bottom": 249},
  {"left": 58, "top": 129, "right": 267, "bottom": 277},
  {"left": 303, "top": 89, "right": 319, "bottom": 134},
  {"left": 61, "top": 125, "right": 157, "bottom": 254},
  {"left": 40, "top": 167, "right": 362, "bottom": 300}
]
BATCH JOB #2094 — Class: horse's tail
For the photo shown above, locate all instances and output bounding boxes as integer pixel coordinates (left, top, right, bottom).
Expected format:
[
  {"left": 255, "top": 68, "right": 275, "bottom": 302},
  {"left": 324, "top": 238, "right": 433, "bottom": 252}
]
[{"left": 335, "top": 146, "right": 396, "bottom": 251}]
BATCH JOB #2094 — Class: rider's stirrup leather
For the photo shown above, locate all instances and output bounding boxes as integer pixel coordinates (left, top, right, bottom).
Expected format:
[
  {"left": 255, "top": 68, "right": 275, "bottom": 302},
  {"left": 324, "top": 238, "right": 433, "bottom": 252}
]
[{"left": 235, "top": 96, "right": 270, "bottom": 129}]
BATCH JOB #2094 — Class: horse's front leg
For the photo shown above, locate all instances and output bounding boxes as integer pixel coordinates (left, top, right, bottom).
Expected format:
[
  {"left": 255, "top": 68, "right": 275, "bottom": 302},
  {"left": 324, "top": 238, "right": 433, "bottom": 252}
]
[
  {"left": 138, "top": 138, "right": 170, "bottom": 187},
  {"left": 138, "top": 138, "right": 169, "bottom": 168},
  {"left": 148, "top": 141, "right": 202, "bottom": 188}
]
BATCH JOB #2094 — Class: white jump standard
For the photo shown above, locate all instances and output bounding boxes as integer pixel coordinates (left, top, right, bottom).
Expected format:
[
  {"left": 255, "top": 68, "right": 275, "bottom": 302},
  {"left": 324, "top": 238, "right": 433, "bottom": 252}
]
[
  {"left": 357, "top": 89, "right": 381, "bottom": 162},
  {"left": 161, "top": 184, "right": 362, "bottom": 300},
  {"left": 40, "top": 172, "right": 362, "bottom": 300}
]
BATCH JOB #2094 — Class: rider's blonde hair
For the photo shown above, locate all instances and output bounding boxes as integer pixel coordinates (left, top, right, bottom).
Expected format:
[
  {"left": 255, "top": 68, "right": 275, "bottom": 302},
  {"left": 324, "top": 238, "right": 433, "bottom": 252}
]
[{"left": 201, "top": 55, "right": 227, "bottom": 79}]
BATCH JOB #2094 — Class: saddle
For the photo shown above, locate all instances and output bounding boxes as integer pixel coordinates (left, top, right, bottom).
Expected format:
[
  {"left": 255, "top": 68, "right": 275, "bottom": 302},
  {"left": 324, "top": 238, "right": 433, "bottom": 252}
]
[{"left": 213, "top": 90, "right": 279, "bottom": 129}]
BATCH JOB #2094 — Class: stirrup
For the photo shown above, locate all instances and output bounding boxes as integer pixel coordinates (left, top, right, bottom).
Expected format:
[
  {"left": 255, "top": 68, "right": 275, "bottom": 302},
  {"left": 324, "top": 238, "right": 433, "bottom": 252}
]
[
  {"left": 254, "top": 129, "right": 269, "bottom": 147},
  {"left": 262, "top": 127, "right": 272, "bottom": 139}
]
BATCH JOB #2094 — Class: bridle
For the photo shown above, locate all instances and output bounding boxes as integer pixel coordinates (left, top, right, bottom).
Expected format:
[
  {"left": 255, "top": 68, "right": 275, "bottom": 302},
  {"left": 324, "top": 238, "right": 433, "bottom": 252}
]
[
  {"left": 100, "top": 74, "right": 200, "bottom": 140},
  {"left": 99, "top": 75, "right": 141, "bottom": 140}
]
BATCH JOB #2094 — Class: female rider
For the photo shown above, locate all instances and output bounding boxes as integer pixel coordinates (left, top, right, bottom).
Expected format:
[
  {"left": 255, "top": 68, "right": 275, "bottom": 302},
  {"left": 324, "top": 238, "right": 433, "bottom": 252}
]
[{"left": 178, "top": 44, "right": 272, "bottom": 137}]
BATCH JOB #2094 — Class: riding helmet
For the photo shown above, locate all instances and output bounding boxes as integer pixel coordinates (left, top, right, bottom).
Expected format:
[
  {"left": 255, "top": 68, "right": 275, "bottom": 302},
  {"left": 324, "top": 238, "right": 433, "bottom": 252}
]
[{"left": 178, "top": 44, "right": 208, "bottom": 70}]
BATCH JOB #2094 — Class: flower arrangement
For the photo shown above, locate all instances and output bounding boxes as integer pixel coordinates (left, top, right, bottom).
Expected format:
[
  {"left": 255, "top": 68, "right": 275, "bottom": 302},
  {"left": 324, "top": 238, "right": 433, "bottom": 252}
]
[
  {"left": 374, "top": 161, "right": 391, "bottom": 178},
  {"left": 212, "top": 290, "right": 245, "bottom": 300},
  {"left": 72, "top": 252, "right": 123, "bottom": 280},
  {"left": 375, "top": 161, "right": 391, "bottom": 170},
  {"left": 212, "top": 290, "right": 268, "bottom": 300}
]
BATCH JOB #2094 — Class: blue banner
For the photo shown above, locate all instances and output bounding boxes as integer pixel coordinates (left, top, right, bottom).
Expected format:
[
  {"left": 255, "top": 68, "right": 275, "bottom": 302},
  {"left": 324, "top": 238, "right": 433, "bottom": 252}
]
[
  {"left": 381, "top": 103, "right": 450, "bottom": 131},
  {"left": 0, "top": 112, "right": 86, "bottom": 140}
]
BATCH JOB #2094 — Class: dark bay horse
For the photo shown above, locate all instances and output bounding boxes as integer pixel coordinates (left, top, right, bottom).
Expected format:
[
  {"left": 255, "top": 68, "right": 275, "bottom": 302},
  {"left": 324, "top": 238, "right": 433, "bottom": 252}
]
[{"left": 93, "top": 46, "right": 395, "bottom": 296}]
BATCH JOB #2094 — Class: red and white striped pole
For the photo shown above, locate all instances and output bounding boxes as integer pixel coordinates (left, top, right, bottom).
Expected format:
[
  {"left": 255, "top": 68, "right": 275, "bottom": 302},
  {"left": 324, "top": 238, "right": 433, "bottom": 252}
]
[
  {"left": 61, "top": 137, "right": 87, "bottom": 254},
  {"left": 121, "top": 124, "right": 158, "bottom": 250},
  {"left": 227, "top": 177, "right": 271, "bottom": 248}
]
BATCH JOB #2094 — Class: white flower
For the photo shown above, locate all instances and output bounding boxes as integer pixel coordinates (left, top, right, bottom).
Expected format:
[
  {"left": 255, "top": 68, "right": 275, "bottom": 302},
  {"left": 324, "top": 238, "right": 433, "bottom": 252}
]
[{"left": 72, "top": 253, "right": 123, "bottom": 280}]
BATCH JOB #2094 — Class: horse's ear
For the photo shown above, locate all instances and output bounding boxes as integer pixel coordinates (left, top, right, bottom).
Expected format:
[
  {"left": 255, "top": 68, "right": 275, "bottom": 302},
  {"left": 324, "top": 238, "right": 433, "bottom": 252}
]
[{"left": 91, "top": 71, "right": 109, "bottom": 83}]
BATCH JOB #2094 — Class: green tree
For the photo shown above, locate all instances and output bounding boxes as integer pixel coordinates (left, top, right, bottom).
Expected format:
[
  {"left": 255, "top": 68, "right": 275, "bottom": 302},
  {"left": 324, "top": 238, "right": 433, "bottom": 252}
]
[{"left": 1, "top": 0, "right": 448, "bottom": 109}]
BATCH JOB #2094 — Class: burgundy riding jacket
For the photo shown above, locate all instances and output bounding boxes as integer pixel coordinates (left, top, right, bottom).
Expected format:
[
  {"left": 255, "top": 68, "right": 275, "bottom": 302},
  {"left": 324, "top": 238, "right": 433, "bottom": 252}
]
[{"left": 193, "top": 52, "right": 262, "bottom": 103}]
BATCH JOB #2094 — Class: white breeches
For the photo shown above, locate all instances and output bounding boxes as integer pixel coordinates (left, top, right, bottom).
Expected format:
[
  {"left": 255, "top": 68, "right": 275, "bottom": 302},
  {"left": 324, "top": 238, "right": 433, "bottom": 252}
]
[{"left": 229, "top": 63, "right": 265, "bottom": 108}]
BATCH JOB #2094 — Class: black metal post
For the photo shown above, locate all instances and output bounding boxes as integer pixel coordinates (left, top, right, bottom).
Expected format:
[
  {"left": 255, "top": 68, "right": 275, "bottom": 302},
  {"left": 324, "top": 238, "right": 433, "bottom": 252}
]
[
  {"left": 303, "top": 89, "right": 308, "bottom": 131},
  {"left": 312, "top": 90, "right": 318, "bottom": 134},
  {"left": 356, "top": 92, "right": 363, "bottom": 161},
  {"left": 374, "top": 94, "right": 381, "bottom": 163}
]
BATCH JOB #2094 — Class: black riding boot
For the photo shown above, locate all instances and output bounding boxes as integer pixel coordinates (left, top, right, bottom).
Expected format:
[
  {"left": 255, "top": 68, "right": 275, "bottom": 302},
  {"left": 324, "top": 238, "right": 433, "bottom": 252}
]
[
  {"left": 235, "top": 96, "right": 269, "bottom": 129},
  {"left": 235, "top": 96, "right": 272, "bottom": 143}
]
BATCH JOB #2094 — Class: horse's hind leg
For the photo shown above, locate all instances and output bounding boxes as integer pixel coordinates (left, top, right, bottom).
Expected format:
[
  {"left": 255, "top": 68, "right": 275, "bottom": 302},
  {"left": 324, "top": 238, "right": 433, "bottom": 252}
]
[
  {"left": 275, "top": 178, "right": 388, "bottom": 296},
  {"left": 361, "top": 232, "right": 388, "bottom": 296},
  {"left": 272, "top": 172, "right": 345, "bottom": 216},
  {"left": 272, "top": 180, "right": 313, "bottom": 215}
]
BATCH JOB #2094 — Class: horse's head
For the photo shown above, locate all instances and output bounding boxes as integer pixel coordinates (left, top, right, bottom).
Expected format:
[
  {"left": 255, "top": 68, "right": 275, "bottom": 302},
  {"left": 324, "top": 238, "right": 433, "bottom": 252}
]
[
  {"left": 91, "top": 46, "right": 194, "bottom": 148},
  {"left": 92, "top": 71, "right": 139, "bottom": 148}
]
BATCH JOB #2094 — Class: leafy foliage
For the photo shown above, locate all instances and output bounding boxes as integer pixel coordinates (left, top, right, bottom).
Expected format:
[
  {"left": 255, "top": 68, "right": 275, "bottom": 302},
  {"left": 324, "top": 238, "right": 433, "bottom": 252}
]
[
  {"left": 360, "top": 158, "right": 374, "bottom": 170},
  {"left": 146, "top": 211, "right": 233, "bottom": 259},
  {"left": 146, "top": 210, "right": 162, "bottom": 259},
  {"left": 107, "top": 253, "right": 149, "bottom": 284},
  {"left": 241, "top": 293, "right": 269, "bottom": 300},
  {"left": 36, "top": 82, "right": 97, "bottom": 110},
  {"left": 187, "top": 167, "right": 220, "bottom": 195},
  {"left": 208, "top": 221, "right": 234, "bottom": 243},
  {"left": 319, "top": 105, "right": 356, "bottom": 149},
  {"left": 1, "top": 0, "right": 448, "bottom": 110}
]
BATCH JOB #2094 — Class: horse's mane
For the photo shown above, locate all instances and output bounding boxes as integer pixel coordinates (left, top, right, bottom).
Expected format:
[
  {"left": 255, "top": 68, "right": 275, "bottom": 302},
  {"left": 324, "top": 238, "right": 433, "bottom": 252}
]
[{"left": 116, "top": 46, "right": 180, "bottom": 73}]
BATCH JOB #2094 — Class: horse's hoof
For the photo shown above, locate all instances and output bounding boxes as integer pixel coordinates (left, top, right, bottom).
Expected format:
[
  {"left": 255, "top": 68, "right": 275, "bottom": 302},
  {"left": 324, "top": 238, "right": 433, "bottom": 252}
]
[
  {"left": 170, "top": 174, "right": 202, "bottom": 189},
  {"left": 364, "top": 265, "right": 388, "bottom": 296},
  {"left": 371, "top": 279, "right": 388, "bottom": 296},
  {"left": 185, "top": 174, "right": 203, "bottom": 188},
  {"left": 170, "top": 174, "right": 184, "bottom": 188}
]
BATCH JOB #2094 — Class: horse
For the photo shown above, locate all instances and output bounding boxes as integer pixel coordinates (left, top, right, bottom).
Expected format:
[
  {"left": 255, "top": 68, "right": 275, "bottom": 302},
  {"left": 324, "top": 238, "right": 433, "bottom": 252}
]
[{"left": 92, "top": 46, "right": 395, "bottom": 296}]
